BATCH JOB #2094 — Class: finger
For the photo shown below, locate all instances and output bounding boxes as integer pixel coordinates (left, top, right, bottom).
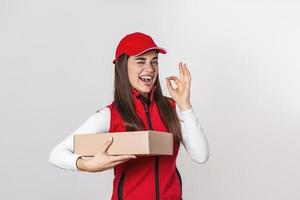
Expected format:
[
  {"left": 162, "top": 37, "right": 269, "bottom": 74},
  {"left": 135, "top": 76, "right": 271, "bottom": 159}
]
[
  {"left": 100, "top": 137, "right": 113, "bottom": 153},
  {"left": 167, "top": 76, "right": 180, "bottom": 83},
  {"left": 182, "top": 63, "right": 187, "bottom": 78},
  {"left": 166, "top": 76, "right": 180, "bottom": 91},
  {"left": 112, "top": 159, "right": 131, "bottom": 167},
  {"left": 166, "top": 77, "right": 175, "bottom": 92},
  {"left": 168, "top": 76, "right": 181, "bottom": 89},
  {"left": 185, "top": 65, "right": 191, "bottom": 80},
  {"left": 110, "top": 155, "right": 137, "bottom": 162},
  {"left": 179, "top": 62, "right": 183, "bottom": 79}
]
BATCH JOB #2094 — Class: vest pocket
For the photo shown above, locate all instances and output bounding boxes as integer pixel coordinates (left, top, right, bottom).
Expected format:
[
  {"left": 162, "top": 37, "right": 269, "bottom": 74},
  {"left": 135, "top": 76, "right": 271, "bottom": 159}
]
[
  {"left": 118, "top": 172, "right": 126, "bottom": 200},
  {"left": 176, "top": 167, "right": 183, "bottom": 199}
]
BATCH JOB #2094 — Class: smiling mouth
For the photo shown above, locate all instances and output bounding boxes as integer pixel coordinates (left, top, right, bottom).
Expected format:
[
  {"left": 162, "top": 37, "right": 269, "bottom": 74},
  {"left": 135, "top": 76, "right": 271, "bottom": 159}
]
[{"left": 139, "top": 75, "right": 154, "bottom": 85}]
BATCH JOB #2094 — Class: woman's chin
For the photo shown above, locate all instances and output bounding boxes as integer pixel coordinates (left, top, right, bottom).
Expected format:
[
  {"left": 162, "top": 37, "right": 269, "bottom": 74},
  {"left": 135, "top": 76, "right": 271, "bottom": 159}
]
[{"left": 137, "top": 85, "right": 152, "bottom": 94}]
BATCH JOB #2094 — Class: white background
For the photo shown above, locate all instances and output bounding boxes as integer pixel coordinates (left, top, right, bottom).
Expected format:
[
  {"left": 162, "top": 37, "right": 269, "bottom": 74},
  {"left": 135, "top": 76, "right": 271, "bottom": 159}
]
[{"left": 1, "top": 0, "right": 300, "bottom": 199}]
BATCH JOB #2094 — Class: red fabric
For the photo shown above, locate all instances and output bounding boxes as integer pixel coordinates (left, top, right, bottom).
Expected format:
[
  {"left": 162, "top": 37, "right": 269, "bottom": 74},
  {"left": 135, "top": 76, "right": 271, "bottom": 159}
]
[
  {"left": 113, "top": 32, "right": 167, "bottom": 64},
  {"left": 106, "top": 86, "right": 182, "bottom": 200}
]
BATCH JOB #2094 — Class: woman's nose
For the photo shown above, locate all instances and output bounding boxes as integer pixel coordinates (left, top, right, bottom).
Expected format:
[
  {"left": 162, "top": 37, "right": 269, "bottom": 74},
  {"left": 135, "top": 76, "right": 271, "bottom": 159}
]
[{"left": 144, "top": 62, "right": 155, "bottom": 71}]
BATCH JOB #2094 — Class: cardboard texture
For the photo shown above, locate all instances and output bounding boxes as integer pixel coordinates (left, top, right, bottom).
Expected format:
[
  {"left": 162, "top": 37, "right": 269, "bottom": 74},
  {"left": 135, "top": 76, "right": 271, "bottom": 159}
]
[{"left": 73, "top": 131, "right": 174, "bottom": 156}]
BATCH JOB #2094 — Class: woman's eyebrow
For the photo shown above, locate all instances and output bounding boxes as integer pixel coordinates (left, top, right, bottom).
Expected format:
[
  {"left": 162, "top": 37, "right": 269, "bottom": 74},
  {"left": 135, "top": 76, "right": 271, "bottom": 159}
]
[
  {"left": 134, "top": 56, "right": 158, "bottom": 61},
  {"left": 134, "top": 57, "right": 146, "bottom": 61}
]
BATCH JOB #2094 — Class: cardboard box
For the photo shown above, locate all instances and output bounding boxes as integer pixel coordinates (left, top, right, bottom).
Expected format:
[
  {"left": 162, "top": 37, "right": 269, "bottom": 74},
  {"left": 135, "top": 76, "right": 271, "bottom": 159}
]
[{"left": 73, "top": 130, "right": 173, "bottom": 156}]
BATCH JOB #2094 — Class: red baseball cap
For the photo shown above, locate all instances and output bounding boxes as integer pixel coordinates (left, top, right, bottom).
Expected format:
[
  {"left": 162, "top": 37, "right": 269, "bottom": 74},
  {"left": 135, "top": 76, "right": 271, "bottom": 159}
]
[{"left": 113, "top": 32, "right": 167, "bottom": 64}]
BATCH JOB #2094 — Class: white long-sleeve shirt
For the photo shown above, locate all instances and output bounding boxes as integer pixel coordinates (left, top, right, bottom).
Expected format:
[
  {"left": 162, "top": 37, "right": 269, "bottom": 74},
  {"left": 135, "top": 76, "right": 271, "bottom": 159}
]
[{"left": 48, "top": 104, "right": 209, "bottom": 171}]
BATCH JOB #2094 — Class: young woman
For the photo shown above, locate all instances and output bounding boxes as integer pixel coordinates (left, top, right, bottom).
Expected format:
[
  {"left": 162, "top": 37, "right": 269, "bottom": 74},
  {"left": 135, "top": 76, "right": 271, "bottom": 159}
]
[{"left": 48, "top": 32, "right": 209, "bottom": 200}]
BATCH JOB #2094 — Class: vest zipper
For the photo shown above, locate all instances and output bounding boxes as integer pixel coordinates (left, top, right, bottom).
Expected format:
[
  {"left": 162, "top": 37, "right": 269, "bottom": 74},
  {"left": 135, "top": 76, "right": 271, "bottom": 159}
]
[
  {"left": 139, "top": 96, "right": 160, "bottom": 200},
  {"left": 142, "top": 99, "right": 153, "bottom": 130},
  {"left": 118, "top": 172, "right": 126, "bottom": 200}
]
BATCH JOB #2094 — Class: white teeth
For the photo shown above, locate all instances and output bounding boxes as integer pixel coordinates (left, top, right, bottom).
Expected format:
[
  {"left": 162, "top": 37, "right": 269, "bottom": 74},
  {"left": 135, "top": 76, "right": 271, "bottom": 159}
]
[
  {"left": 139, "top": 75, "right": 153, "bottom": 82},
  {"left": 140, "top": 76, "right": 152, "bottom": 80}
]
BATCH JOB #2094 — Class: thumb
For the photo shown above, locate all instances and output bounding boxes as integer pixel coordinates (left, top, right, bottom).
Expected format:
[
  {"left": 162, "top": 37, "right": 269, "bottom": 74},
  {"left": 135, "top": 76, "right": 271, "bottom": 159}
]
[
  {"left": 166, "top": 77, "right": 175, "bottom": 93},
  {"left": 100, "top": 137, "right": 113, "bottom": 153}
]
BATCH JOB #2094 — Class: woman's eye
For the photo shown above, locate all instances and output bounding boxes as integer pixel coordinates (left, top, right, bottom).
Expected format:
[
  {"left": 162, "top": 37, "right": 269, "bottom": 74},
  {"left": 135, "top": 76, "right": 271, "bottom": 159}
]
[{"left": 136, "top": 61, "right": 158, "bottom": 65}]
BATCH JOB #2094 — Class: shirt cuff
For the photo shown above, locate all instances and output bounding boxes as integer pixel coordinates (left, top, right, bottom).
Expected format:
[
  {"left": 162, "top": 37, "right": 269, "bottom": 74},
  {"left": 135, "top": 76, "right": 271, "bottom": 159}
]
[
  {"left": 178, "top": 107, "right": 197, "bottom": 123},
  {"left": 70, "top": 153, "right": 82, "bottom": 171}
]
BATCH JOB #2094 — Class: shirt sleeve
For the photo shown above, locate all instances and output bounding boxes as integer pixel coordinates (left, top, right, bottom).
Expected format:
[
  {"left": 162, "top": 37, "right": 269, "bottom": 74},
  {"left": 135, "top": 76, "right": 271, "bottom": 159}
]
[
  {"left": 48, "top": 107, "right": 110, "bottom": 171},
  {"left": 176, "top": 103, "right": 209, "bottom": 164}
]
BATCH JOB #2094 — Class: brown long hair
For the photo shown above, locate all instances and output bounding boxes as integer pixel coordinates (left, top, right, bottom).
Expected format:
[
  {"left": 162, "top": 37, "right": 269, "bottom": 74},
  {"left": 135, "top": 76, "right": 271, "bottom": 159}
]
[{"left": 113, "top": 54, "right": 182, "bottom": 143}]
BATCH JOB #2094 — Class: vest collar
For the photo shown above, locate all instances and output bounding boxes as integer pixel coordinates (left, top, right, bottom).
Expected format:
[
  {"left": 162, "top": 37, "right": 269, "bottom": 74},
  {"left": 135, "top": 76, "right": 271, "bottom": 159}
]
[{"left": 131, "top": 85, "right": 157, "bottom": 103}]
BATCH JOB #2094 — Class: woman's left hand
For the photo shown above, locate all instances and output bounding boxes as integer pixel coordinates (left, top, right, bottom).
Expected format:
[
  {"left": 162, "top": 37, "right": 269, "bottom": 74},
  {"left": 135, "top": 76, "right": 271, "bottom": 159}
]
[{"left": 166, "top": 62, "right": 192, "bottom": 111}]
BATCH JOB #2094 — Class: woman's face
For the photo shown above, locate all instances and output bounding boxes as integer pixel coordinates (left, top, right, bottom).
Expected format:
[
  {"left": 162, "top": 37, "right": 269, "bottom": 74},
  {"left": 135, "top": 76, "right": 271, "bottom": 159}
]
[{"left": 127, "top": 50, "right": 159, "bottom": 95}]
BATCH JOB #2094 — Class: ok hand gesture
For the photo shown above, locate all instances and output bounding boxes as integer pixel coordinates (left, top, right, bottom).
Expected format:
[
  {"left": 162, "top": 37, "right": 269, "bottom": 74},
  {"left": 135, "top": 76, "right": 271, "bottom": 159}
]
[{"left": 166, "top": 62, "right": 192, "bottom": 111}]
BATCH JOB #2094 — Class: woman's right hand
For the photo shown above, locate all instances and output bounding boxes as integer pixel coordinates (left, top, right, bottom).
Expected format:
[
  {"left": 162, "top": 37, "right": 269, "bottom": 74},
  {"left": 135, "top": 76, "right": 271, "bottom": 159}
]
[{"left": 76, "top": 137, "right": 137, "bottom": 172}]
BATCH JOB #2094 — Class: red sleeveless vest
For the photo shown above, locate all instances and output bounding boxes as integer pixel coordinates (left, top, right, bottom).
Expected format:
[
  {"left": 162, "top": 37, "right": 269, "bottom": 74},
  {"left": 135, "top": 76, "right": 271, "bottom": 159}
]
[{"left": 106, "top": 86, "right": 182, "bottom": 200}]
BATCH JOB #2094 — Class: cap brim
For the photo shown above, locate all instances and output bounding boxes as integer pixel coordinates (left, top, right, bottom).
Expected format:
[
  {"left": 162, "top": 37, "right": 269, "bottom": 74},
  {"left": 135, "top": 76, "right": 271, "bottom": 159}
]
[
  {"left": 132, "top": 47, "right": 167, "bottom": 57},
  {"left": 113, "top": 47, "right": 167, "bottom": 64}
]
